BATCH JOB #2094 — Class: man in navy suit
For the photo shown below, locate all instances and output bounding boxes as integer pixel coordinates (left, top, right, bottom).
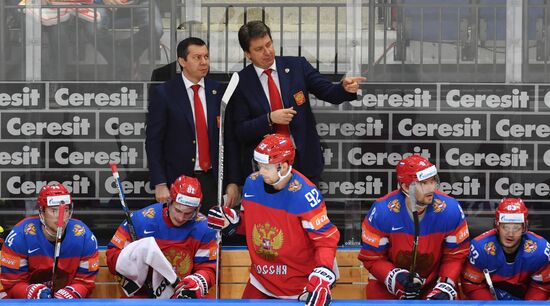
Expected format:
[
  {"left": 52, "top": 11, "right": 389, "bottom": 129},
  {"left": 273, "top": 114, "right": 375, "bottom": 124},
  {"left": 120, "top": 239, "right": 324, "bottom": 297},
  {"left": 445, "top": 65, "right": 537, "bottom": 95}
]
[
  {"left": 146, "top": 37, "right": 240, "bottom": 213},
  {"left": 230, "top": 20, "right": 365, "bottom": 185}
]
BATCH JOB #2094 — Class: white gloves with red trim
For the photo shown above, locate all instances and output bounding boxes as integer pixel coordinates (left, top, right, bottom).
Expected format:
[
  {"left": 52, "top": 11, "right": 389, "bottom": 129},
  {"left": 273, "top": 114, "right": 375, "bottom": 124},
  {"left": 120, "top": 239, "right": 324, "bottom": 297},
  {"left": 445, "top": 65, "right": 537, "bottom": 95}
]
[
  {"left": 298, "top": 266, "right": 336, "bottom": 306},
  {"left": 171, "top": 274, "right": 208, "bottom": 299}
]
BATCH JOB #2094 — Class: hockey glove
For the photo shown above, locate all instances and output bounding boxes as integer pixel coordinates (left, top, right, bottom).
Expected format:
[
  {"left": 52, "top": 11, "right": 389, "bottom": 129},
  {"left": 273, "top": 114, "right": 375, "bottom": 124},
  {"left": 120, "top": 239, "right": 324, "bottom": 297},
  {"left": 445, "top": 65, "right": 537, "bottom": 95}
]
[
  {"left": 427, "top": 280, "right": 457, "bottom": 300},
  {"left": 207, "top": 206, "right": 239, "bottom": 236},
  {"left": 385, "top": 268, "right": 424, "bottom": 300},
  {"left": 54, "top": 286, "right": 81, "bottom": 299},
  {"left": 298, "top": 266, "right": 335, "bottom": 306},
  {"left": 171, "top": 273, "right": 208, "bottom": 299},
  {"left": 26, "top": 284, "right": 52, "bottom": 299}
]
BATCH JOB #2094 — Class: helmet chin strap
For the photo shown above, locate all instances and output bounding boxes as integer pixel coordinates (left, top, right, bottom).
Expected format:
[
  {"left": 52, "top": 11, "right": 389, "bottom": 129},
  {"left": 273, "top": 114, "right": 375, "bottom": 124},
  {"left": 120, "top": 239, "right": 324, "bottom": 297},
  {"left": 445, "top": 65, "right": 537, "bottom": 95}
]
[
  {"left": 39, "top": 210, "right": 57, "bottom": 239},
  {"left": 270, "top": 165, "right": 293, "bottom": 186}
]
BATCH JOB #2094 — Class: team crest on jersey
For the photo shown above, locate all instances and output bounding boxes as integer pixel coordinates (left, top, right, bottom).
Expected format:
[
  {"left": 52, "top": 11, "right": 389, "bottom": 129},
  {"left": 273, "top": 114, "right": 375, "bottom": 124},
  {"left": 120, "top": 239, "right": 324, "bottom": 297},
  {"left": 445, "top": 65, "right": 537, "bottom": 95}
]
[
  {"left": 484, "top": 241, "right": 496, "bottom": 256},
  {"left": 165, "top": 248, "right": 192, "bottom": 278},
  {"left": 24, "top": 223, "right": 37, "bottom": 235},
  {"left": 142, "top": 208, "right": 155, "bottom": 218},
  {"left": 72, "top": 224, "right": 86, "bottom": 236},
  {"left": 252, "top": 223, "right": 284, "bottom": 260},
  {"left": 433, "top": 199, "right": 446, "bottom": 213},
  {"left": 288, "top": 180, "right": 302, "bottom": 192},
  {"left": 524, "top": 239, "right": 537, "bottom": 253},
  {"left": 388, "top": 199, "right": 400, "bottom": 213}
]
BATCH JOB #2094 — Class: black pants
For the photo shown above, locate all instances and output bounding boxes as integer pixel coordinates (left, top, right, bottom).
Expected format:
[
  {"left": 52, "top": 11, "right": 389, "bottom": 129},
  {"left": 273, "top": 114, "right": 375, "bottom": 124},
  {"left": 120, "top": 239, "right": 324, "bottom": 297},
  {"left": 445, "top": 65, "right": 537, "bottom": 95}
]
[{"left": 193, "top": 171, "right": 217, "bottom": 216}]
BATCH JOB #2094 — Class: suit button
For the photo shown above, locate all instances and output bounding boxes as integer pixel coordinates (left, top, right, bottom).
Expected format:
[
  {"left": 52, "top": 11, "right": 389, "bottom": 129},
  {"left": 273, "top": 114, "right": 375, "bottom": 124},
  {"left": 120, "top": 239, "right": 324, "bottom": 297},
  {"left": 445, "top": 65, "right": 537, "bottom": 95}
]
[
  {"left": 192, "top": 140, "right": 196, "bottom": 144},
  {"left": 191, "top": 158, "right": 195, "bottom": 162}
]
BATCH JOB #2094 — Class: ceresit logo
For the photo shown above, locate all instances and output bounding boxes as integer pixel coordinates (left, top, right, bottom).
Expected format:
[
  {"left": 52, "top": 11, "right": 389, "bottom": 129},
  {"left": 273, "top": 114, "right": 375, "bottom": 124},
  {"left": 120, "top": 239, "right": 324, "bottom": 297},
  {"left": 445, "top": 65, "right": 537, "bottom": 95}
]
[
  {"left": 445, "top": 88, "right": 529, "bottom": 109},
  {"left": 53, "top": 87, "right": 138, "bottom": 107},
  {"left": 317, "top": 116, "right": 385, "bottom": 137},
  {"left": 346, "top": 145, "right": 432, "bottom": 167},
  {"left": 0, "top": 86, "right": 41, "bottom": 107},
  {"left": 0, "top": 145, "right": 41, "bottom": 166},
  {"left": 396, "top": 116, "right": 482, "bottom": 138},
  {"left": 49, "top": 142, "right": 142, "bottom": 168},
  {"left": 444, "top": 146, "right": 529, "bottom": 168},
  {"left": 349, "top": 88, "right": 432, "bottom": 108},
  {"left": 4, "top": 174, "right": 91, "bottom": 196},
  {"left": 4, "top": 115, "right": 91, "bottom": 137},
  {"left": 103, "top": 175, "right": 153, "bottom": 197},
  {"left": 318, "top": 174, "right": 385, "bottom": 198},
  {"left": 439, "top": 176, "right": 482, "bottom": 197},
  {"left": 493, "top": 176, "right": 550, "bottom": 197},
  {"left": 494, "top": 117, "right": 550, "bottom": 139}
]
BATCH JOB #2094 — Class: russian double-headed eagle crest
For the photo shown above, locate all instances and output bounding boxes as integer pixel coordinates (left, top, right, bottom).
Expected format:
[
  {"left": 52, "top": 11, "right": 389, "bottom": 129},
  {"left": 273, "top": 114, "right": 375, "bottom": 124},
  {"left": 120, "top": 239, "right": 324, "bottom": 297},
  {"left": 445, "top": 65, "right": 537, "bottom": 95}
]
[
  {"left": 164, "top": 248, "right": 192, "bottom": 278},
  {"left": 252, "top": 223, "right": 284, "bottom": 260}
]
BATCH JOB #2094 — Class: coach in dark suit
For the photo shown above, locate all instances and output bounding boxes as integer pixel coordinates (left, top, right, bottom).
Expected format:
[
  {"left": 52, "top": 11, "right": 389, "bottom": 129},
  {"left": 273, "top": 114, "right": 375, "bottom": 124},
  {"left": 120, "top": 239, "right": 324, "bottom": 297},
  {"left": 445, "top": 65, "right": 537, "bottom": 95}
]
[
  {"left": 230, "top": 21, "right": 365, "bottom": 183},
  {"left": 146, "top": 37, "right": 240, "bottom": 212}
]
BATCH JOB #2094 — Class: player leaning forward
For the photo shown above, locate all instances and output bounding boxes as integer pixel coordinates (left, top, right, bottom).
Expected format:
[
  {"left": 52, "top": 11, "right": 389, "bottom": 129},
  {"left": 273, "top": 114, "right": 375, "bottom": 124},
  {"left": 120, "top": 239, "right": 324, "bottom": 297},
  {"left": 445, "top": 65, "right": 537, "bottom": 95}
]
[
  {"left": 461, "top": 198, "right": 550, "bottom": 300},
  {"left": 209, "top": 134, "right": 339, "bottom": 305},
  {"left": 1, "top": 184, "right": 99, "bottom": 299},
  {"left": 358, "top": 155, "right": 470, "bottom": 300},
  {"left": 106, "top": 175, "right": 217, "bottom": 298}
]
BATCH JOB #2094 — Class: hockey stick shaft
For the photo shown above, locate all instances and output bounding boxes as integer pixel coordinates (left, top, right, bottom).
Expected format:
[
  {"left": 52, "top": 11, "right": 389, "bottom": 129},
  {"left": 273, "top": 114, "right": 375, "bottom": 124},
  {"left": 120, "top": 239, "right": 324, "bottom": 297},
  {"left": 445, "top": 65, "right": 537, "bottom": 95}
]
[
  {"left": 51, "top": 203, "right": 66, "bottom": 291},
  {"left": 110, "top": 163, "right": 137, "bottom": 241},
  {"left": 214, "top": 72, "right": 239, "bottom": 299},
  {"left": 408, "top": 182, "right": 419, "bottom": 283},
  {"left": 483, "top": 269, "right": 498, "bottom": 300}
]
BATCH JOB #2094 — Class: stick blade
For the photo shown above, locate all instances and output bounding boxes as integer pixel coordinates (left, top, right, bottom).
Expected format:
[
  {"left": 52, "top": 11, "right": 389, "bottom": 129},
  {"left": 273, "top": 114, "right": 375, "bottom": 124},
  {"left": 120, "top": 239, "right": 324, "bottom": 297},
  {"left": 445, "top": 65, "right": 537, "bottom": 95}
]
[{"left": 221, "top": 72, "right": 240, "bottom": 106}]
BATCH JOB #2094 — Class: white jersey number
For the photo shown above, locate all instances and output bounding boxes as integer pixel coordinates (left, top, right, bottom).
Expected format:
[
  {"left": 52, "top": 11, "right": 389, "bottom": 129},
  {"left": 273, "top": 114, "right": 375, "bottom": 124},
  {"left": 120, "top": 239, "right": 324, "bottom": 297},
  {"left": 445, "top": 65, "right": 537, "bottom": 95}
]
[{"left": 305, "top": 189, "right": 321, "bottom": 207}]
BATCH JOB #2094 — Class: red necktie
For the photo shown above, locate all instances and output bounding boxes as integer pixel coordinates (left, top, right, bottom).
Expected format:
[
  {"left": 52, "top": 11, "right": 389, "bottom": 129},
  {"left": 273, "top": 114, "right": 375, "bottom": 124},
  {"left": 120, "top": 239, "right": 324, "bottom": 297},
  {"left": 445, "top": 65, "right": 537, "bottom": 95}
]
[
  {"left": 264, "top": 69, "right": 289, "bottom": 136},
  {"left": 191, "top": 84, "right": 211, "bottom": 172}
]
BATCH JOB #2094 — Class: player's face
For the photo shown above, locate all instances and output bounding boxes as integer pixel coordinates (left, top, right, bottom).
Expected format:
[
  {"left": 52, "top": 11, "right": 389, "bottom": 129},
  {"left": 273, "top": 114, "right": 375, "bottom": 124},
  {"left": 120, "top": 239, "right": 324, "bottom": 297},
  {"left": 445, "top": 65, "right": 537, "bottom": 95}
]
[
  {"left": 414, "top": 177, "right": 438, "bottom": 206},
  {"left": 245, "top": 34, "right": 275, "bottom": 69},
  {"left": 497, "top": 223, "right": 523, "bottom": 253},
  {"left": 169, "top": 202, "right": 197, "bottom": 226},
  {"left": 178, "top": 44, "right": 209, "bottom": 84},
  {"left": 257, "top": 162, "right": 281, "bottom": 184},
  {"left": 41, "top": 205, "right": 72, "bottom": 233}
]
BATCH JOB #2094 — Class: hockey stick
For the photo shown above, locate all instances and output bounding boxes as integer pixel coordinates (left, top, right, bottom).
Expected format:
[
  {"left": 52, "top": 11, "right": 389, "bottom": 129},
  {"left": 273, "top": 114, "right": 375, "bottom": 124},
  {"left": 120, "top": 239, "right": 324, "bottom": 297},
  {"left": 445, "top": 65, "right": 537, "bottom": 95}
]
[
  {"left": 51, "top": 203, "right": 66, "bottom": 291},
  {"left": 214, "top": 72, "right": 240, "bottom": 299},
  {"left": 483, "top": 268, "right": 498, "bottom": 300},
  {"left": 110, "top": 163, "right": 138, "bottom": 241},
  {"left": 408, "top": 182, "right": 420, "bottom": 284}
]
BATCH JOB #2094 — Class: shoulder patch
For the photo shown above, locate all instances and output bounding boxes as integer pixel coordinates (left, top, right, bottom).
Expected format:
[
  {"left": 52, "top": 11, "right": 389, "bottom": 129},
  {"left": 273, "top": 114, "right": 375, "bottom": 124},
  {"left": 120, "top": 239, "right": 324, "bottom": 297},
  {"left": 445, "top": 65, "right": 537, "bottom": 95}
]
[
  {"left": 484, "top": 241, "right": 496, "bottom": 256},
  {"left": 433, "top": 198, "right": 447, "bottom": 213},
  {"left": 524, "top": 239, "right": 538, "bottom": 253},
  {"left": 288, "top": 179, "right": 302, "bottom": 192},
  {"left": 72, "top": 224, "right": 86, "bottom": 237},
  {"left": 249, "top": 172, "right": 260, "bottom": 180},
  {"left": 24, "top": 223, "right": 37, "bottom": 235},
  {"left": 142, "top": 207, "right": 156, "bottom": 218},
  {"left": 387, "top": 199, "right": 400, "bottom": 213}
]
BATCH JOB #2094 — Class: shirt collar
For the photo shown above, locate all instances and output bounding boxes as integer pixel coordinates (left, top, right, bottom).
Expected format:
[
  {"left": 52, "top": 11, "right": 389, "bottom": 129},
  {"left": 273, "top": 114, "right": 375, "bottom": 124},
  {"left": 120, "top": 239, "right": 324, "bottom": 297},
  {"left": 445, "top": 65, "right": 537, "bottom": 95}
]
[
  {"left": 253, "top": 59, "right": 277, "bottom": 79},
  {"left": 181, "top": 72, "right": 205, "bottom": 90}
]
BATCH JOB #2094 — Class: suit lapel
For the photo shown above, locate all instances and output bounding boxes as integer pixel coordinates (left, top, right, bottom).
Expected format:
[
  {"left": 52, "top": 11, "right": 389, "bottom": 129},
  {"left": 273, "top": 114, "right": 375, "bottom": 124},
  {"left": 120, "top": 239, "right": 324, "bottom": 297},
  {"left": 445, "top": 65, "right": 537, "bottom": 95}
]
[
  {"left": 276, "top": 57, "right": 291, "bottom": 108},
  {"left": 172, "top": 77, "right": 196, "bottom": 134},
  {"left": 243, "top": 65, "right": 271, "bottom": 113}
]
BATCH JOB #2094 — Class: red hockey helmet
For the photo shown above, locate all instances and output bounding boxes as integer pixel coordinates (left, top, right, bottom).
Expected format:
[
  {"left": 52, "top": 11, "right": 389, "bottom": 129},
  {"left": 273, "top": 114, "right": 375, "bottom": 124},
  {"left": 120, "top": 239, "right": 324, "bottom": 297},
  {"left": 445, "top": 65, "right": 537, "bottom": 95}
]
[
  {"left": 495, "top": 198, "right": 528, "bottom": 228},
  {"left": 37, "top": 184, "right": 72, "bottom": 209},
  {"left": 254, "top": 134, "right": 295, "bottom": 166},
  {"left": 396, "top": 155, "right": 437, "bottom": 186},
  {"left": 170, "top": 175, "right": 203, "bottom": 208}
]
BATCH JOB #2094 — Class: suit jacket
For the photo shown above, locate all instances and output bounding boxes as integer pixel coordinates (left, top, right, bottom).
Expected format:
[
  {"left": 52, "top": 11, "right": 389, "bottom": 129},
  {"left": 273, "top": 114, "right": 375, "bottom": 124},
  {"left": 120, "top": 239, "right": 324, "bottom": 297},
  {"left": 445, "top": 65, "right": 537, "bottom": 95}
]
[
  {"left": 229, "top": 56, "right": 356, "bottom": 180},
  {"left": 150, "top": 61, "right": 179, "bottom": 82},
  {"left": 146, "top": 75, "right": 239, "bottom": 187}
]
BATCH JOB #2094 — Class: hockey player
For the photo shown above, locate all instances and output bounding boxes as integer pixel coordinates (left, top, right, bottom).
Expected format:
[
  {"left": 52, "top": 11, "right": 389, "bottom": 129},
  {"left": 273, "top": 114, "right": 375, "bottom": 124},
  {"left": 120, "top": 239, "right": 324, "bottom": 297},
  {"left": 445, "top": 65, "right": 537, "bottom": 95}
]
[
  {"left": 461, "top": 198, "right": 550, "bottom": 300},
  {"left": 358, "top": 155, "right": 470, "bottom": 300},
  {"left": 0, "top": 184, "right": 99, "bottom": 299},
  {"left": 208, "top": 134, "right": 340, "bottom": 305},
  {"left": 106, "top": 175, "right": 217, "bottom": 299}
]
